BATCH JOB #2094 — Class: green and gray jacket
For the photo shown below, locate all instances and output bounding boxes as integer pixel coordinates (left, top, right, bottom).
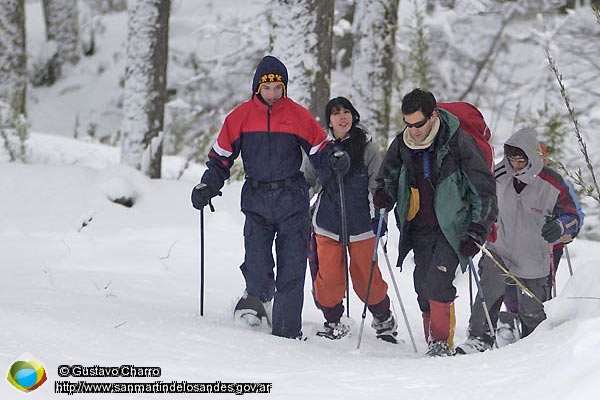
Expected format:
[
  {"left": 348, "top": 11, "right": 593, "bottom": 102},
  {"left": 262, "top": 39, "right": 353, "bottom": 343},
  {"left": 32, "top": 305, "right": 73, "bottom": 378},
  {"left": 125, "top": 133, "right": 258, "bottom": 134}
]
[{"left": 377, "top": 109, "right": 497, "bottom": 271}]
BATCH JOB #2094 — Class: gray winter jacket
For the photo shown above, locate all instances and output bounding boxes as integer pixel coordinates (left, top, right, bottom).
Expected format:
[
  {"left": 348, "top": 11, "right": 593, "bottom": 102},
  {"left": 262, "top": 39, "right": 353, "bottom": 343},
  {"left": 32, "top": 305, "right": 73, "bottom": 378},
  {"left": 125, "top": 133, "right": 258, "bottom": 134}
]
[{"left": 488, "top": 128, "right": 579, "bottom": 279}]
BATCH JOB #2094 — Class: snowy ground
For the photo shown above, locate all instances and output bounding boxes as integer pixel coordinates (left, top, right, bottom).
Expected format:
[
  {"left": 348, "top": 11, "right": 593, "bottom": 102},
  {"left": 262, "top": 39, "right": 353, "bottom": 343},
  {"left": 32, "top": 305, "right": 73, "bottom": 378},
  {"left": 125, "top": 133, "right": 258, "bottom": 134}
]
[
  {"left": 1, "top": 133, "right": 599, "bottom": 399},
  {"left": 4, "top": 1, "right": 598, "bottom": 398}
]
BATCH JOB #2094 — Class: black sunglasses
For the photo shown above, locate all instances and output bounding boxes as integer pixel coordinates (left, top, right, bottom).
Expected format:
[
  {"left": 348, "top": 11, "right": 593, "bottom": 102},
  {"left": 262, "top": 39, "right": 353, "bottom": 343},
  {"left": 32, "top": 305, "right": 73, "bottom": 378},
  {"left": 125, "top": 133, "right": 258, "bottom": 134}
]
[{"left": 403, "top": 114, "right": 431, "bottom": 129}]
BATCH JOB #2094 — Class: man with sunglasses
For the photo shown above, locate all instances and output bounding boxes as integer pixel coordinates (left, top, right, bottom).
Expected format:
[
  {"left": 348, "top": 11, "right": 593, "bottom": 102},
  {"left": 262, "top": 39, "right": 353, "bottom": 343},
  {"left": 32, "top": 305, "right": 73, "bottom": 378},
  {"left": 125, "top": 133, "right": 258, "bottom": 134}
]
[{"left": 374, "top": 88, "right": 497, "bottom": 357}]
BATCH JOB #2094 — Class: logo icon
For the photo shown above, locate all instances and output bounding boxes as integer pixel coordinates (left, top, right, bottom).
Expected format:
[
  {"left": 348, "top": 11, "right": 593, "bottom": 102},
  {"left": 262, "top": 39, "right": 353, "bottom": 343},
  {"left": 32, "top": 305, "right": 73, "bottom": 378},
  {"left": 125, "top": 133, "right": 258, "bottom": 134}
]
[{"left": 6, "top": 353, "right": 47, "bottom": 392}]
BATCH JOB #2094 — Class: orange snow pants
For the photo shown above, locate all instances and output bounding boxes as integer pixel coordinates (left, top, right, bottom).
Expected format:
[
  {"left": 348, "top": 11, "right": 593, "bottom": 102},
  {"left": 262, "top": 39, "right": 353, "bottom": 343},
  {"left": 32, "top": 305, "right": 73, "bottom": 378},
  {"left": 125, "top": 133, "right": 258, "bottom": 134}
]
[{"left": 313, "top": 234, "right": 388, "bottom": 308}]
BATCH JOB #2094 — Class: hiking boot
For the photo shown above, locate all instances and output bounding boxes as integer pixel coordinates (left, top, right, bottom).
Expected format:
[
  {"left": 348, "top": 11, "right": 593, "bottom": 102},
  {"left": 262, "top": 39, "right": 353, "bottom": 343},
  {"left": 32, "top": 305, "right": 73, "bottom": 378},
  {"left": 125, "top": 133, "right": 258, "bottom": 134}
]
[
  {"left": 371, "top": 313, "right": 398, "bottom": 344},
  {"left": 426, "top": 340, "right": 455, "bottom": 357},
  {"left": 316, "top": 322, "right": 350, "bottom": 340},
  {"left": 455, "top": 336, "right": 493, "bottom": 355},
  {"left": 496, "top": 311, "right": 521, "bottom": 346},
  {"left": 233, "top": 291, "right": 271, "bottom": 328}
]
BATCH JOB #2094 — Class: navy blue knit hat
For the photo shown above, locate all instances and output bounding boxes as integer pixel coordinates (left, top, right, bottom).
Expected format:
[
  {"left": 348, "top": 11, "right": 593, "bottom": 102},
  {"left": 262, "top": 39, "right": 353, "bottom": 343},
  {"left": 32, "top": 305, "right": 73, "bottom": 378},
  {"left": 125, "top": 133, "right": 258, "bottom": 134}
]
[{"left": 252, "top": 55, "right": 288, "bottom": 97}]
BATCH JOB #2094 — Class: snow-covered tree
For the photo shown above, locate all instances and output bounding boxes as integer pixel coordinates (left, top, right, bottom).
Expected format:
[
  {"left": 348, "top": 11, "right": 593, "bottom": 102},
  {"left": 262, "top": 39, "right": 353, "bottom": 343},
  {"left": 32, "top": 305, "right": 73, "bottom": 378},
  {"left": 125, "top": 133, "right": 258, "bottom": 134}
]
[
  {"left": 351, "top": 0, "right": 399, "bottom": 150},
  {"left": 395, "top": 1, "right": 577, "bottom": 138},
  {"left": 42, "top": 0, "right": 80, "bottom": 66},
  {"left": 271, "top": 0, "right": 334, "bottom": 123},
  {"left": 332, "top": 0, "right": 355, "bottom": 70},
  {"left": 0, "top": 0, "right": 28, "bottom": 162},
  {"left": 0, "top": 0, "right": 27, "bottom": 116},
  {"left": 79, "top": 0, "right": 96, "bottom": 56},
  {"left": 121, "top": 0, "right": 170, "bottom": 179}
]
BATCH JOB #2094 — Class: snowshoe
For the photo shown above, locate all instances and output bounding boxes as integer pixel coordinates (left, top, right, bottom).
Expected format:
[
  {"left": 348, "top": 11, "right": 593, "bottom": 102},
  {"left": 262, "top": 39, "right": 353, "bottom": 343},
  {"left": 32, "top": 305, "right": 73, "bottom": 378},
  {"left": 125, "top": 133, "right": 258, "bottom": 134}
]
[
  {"left": 371, "top": 313, "right": 398, "bottom": 344},
  {"left": 316, "top": 322, "right": 350, "bottom": 340},
  {"left": 233, "top": 292, "right": 271, "bottom": 328},
  {"left": 293, "top": 333, "right": 309, "bottom": 342},
  {"left": 376, "top": 333, "right": 398, "bottom": 344},
  {"left": 455, "top": 336, "right": 493, "bottom": 355},
  {"left": 426, "top": 340, "right": 455, "bottom": 357}
]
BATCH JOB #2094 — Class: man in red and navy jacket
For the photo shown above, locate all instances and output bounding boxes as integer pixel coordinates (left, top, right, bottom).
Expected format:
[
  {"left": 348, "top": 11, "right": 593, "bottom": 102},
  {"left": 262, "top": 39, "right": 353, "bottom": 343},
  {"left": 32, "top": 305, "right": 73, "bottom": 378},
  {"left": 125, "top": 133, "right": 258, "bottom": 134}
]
[{"left": 191, "top": 55, "right": 347, "bottom": 339}]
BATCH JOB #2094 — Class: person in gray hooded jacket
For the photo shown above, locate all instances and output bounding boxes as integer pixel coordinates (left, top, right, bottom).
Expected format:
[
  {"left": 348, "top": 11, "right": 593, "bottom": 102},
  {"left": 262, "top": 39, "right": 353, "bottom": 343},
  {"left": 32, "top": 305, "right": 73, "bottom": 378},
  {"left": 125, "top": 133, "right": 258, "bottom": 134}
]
[{"left": 456, "top": 128, "right": 579, "bottom": 354}]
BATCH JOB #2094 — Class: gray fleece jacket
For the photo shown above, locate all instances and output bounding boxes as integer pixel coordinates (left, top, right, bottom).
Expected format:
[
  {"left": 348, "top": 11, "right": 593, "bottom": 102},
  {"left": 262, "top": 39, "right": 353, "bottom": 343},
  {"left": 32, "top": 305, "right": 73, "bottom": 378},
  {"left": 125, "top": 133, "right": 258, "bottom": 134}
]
[{"left": 488, "top": 128, "right": 579, "bottom": 279}]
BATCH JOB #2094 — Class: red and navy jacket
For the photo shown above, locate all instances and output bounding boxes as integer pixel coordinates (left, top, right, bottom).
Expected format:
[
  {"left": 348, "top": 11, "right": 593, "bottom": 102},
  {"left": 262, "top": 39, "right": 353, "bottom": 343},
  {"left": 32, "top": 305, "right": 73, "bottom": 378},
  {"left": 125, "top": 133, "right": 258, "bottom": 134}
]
[{"left": 201, "top": 95, "right": 330, "bottom": 190}]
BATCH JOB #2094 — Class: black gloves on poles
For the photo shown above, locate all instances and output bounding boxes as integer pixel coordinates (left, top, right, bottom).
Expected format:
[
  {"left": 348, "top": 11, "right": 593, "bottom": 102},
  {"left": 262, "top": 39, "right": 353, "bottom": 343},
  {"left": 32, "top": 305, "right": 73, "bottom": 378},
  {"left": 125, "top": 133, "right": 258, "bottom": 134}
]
[
  {"left": 329, "top": 150, "right": 351, "bottom": 175},
  {"left": 191, "top": 183, "right": 220, "bottom": 210},
  {"left": 459, "top": 236, "right": 481, "bottom": 258},
  {"left": 373, "top": 188, "right": 395, "bottom": 213}
]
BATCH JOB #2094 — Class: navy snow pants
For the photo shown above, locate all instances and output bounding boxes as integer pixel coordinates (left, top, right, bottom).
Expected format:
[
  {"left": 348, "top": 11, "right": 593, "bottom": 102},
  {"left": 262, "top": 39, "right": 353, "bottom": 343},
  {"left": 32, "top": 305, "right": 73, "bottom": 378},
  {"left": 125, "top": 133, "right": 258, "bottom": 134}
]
[
  {"left": 240, "top": 179, "right": 310, "bottom": 338},
  {"left": 411, "top": 226, "right": 460, "bottom": 313}
]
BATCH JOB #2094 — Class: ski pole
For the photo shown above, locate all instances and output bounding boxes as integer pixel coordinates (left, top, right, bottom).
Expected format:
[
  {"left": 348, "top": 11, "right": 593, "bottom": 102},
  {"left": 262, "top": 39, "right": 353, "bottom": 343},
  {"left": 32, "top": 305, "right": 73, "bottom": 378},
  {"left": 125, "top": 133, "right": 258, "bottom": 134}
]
[
  {"left": 476, "top": 243, "right": 544, "bottom": 305},
  {"left": 199, "top": 199, "right": 216, "bottom": 317},
  {"left": 468, "top": 258, "right": 498, "bottom": 349},
  {"left": 336, "top": 167, "right": 350, "bottom": 318},
  {"left": 549, "top": 244, "right": 557, "bottom": 298},
  {"left": 199, "top": 208, "right": 205, "bottom": 316},
  {"left": 469, "top": 266, "right": 474, "bottom": 312},
  {"left": 565, "top": 244, "right": 574, "bottom": 276},
  {"left": 357, "top": 212, "right": 386, "bottom": 350},
  {"left": 380, "top": 235, "right": 418, "bottom": 354}
]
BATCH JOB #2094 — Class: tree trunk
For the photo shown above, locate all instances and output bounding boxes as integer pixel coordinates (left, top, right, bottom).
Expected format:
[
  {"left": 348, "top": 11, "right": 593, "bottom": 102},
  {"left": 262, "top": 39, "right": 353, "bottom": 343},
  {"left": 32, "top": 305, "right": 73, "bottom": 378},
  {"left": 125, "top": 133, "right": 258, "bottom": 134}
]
[
  {"left": 332, "top": 1, "right": 355, "bottom": 70},
  {"left": 0, "top": 0, "right": 27, "bottom": 116},
  {"left": 121, "top": 0, "right": 170, "bottom": 179},
  {"left": 351, "top": 0, "right": 399, "bottom": 150},
  {"left": 42, "top": 0, "right": 80, "bottom": 66},
  {"left": 271, "top": 0, "right": 333, "bottom": 125}
]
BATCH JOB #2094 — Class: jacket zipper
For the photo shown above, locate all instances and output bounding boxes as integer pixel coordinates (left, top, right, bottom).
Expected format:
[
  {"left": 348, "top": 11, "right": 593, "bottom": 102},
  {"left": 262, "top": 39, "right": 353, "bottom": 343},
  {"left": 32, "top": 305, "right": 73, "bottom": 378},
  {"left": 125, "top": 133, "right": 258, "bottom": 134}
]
[
  {"left": 267, "top": 105, "right": 272, "bottom": 181},
  {"left": 511, "top": 193, "right": 522, "bottom": 263}
]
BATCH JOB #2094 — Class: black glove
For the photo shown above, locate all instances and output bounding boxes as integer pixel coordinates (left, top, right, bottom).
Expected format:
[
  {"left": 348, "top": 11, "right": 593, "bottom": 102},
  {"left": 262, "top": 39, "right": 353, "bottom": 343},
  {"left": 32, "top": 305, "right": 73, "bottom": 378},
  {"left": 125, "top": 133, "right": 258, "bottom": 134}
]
[
  {"left": 371, "top": 217, "right": 387, "bottom": 235},
  {"left": 373, "top": 188, "right": 395, "bottom": 212},
  {"left": 459, "top": 236, "right": 481, "bottom": 258},
  {"left": 329, "top": 150, "right": 351, "bottom": 175},
  {"left": 191, "top": 183, "right": 219, "bottom": 210},
  {"left": 541, "top": 219, "right": 564, "bottom": 243}
]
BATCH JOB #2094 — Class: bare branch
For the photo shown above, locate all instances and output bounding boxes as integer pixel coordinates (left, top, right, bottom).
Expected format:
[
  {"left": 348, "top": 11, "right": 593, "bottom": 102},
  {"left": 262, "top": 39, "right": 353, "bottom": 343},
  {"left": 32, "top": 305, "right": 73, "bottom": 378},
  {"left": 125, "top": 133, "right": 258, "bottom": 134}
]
[
  {"left": 546, "top": 49, "right": 600, "bottom": 204},
  {"left": 547, "top": 158, "right": 600, "bottom": 203},
  {"left": 459, "top": 10, "right": 513, "bottom": 100}
]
